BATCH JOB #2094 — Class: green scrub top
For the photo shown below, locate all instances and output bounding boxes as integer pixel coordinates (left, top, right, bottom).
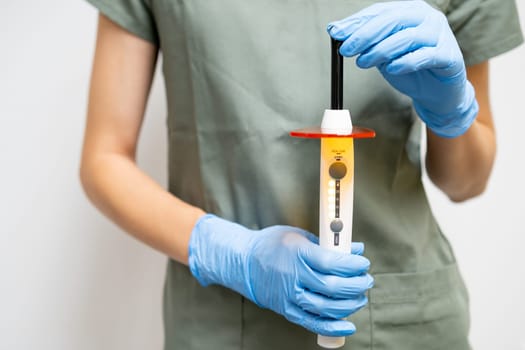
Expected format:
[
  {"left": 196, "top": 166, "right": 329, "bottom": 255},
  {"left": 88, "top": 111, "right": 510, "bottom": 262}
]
[{"left": 85, "top": 0, "right": 523, "bottom": 349}]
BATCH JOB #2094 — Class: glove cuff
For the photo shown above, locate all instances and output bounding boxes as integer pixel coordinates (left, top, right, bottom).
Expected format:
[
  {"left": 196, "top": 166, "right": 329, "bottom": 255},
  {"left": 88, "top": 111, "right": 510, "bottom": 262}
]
[
  {"left": 188, "top": 214, "right": 258, "bottom": 302},
  {"left": 187, "top": 214, "right": 217, "bottom": 286},
  {"left": 414, "top": 81, "right": 479, "bottom": 138}
]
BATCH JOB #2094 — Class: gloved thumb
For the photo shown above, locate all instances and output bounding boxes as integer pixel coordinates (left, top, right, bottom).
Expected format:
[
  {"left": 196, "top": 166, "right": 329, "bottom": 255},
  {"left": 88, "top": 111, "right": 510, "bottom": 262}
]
[
  {"left": 274, "top": 226, "right": 365, "bottom": 256},
  {"left": 288, "top": 228, "right": 365, "bottom": 256}
]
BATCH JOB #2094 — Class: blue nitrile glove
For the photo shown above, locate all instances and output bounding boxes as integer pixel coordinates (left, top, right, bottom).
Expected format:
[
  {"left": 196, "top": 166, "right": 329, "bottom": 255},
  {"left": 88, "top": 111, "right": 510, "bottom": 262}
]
[
  {"left": 327, "top": 0, "right": 479, "bottom": 138},
  {"left": 188, "top": 214, "right": 374, "bottom": 337}
]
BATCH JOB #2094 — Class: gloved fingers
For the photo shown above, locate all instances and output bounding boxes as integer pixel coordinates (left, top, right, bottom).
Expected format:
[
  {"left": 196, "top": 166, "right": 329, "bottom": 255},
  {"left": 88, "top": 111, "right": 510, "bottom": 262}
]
[
  {"left": 384, "top": 46, "right": 459, "bottom": 75},
  {"left": 356, "top": 26, "right": 436, "bottom": 69},
  {"left": 299, "top": 243, "right": 370, "bottom": 276},
  {"left": 299, "top": 269, "right": 374, "bottom": 299},
  {"left": 284, "top": 303, "right": 357, "bottom": 337},
  {"left": 296, "top": 289, "right": 368, "bottom": 319},
  {"left": 351, "top": 242, "right": 364, "bottom": 256},
  {"left": 336, "top": 12, "right": 424, "bottom": 58},
  {"left": 327, "top": 10, "right": 379, "bottom": 40}
]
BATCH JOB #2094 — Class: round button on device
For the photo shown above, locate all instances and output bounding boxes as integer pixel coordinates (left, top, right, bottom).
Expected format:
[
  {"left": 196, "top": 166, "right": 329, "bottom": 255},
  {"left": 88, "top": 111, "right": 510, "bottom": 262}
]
[
  {"left": 330, "top": 219, "right": 344, "bottom": 233},
  {"left": 329, "top": 162, "right": 347, "bottom": 180}
]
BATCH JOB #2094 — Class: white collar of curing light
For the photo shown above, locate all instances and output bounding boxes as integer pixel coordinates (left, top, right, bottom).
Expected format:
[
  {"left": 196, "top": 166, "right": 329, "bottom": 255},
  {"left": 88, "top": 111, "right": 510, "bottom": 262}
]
[{"left": 320, "top": 109, "right": 353, "bottom": 135}]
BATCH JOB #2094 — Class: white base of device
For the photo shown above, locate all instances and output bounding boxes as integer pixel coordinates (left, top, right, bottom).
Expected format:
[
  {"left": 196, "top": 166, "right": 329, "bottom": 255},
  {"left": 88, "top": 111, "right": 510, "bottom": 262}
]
[{"left": 318, "top": 335, "right": 346, "bottom": 349}]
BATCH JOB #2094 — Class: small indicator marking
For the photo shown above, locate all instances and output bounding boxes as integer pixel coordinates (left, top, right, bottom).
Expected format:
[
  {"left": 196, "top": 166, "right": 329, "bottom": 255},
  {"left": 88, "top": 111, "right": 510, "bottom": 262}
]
[{"left": 335, "top": 180, "right": 340, "bottom": 218}]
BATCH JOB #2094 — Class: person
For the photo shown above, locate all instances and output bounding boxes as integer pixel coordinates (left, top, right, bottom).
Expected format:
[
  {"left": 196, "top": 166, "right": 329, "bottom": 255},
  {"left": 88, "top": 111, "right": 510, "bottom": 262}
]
[{"left": 80, "top": 0, "right": 522, "bottom": 349}]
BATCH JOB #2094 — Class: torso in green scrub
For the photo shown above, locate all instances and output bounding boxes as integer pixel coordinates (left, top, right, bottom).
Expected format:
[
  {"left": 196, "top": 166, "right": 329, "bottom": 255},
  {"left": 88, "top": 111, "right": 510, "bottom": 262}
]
[{"left": 158, "top": 1, "right": 470, "bottom": 349}]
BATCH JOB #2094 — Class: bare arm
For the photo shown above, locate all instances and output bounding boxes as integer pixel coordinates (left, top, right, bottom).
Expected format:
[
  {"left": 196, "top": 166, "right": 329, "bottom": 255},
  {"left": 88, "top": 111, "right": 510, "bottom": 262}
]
[
  {"left": 426, "top": 61, "right": 496, "bottom": 202},
  {"left": 80, "top": 14, "right": 205, "bottom": 264}
]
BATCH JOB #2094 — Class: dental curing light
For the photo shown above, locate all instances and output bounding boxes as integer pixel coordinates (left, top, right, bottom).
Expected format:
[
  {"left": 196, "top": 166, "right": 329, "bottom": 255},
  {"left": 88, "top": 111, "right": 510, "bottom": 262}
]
[{"left": 290, "top": 38, "right": 375, "bottom": 349}]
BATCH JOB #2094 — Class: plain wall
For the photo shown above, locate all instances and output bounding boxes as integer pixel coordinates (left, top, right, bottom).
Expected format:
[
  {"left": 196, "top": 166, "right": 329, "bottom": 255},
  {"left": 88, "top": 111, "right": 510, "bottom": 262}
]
[{"left": 0, "top": 1, "right": 523, "bottom": 349}]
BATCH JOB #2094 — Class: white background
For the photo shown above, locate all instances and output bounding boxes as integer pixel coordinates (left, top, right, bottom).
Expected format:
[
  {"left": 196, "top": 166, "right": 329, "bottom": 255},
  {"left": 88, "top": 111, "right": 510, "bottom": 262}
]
[{"left": 0, "top": 1, "right": 523, "bottom": 349}]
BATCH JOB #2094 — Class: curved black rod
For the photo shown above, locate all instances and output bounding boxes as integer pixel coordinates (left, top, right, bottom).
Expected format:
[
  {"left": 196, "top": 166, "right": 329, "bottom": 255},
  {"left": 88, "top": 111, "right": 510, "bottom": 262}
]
[{"left": 331, "top": 38, "right": 344, "bottom": 110}]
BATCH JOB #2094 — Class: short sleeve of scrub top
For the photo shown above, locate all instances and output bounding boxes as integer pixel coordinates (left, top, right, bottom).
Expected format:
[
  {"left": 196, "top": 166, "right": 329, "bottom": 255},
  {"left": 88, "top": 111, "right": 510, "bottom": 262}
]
[
  {"left": 85, "top": 0, "right": 159, "bottom": 46},
  {"left": 446, "top": 0, "right": 523, "bottom": 65}
]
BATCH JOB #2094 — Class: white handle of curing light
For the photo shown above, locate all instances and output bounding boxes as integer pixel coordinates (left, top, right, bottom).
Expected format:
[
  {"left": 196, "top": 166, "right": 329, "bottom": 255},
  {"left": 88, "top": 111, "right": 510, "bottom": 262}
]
[{"left": 318, "top": 110, "right": 354, "bottom": 349}]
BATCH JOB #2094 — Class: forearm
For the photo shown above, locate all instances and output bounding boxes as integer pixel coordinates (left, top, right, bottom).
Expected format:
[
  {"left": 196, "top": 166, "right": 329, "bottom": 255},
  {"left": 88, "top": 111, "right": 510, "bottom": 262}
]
[
  {"left": 425, "top": 62, "right": 495, "bottom": 202},
  {"left": 80, "top": 15, "right": 205, "bottom": 264},
  {"left": 80, "top": 152, "right": 205, "bottom": 264},
  {"left": 425, "top": 119, "right": 496, "bottom": 202}
]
